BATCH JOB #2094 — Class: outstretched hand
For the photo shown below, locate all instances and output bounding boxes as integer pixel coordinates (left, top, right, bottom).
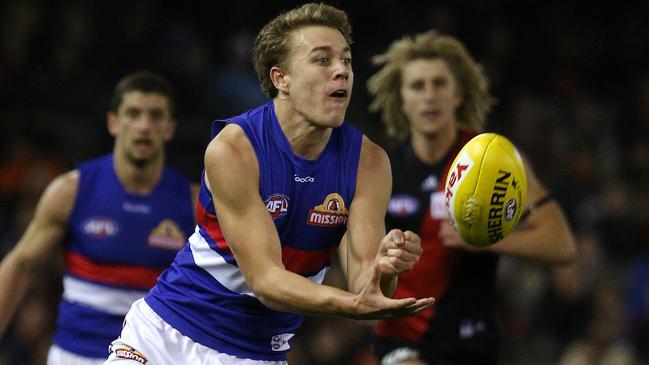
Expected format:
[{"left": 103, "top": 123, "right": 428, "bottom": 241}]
[{"left": 351, "top": 264, "right": 434, "bottom": 320}]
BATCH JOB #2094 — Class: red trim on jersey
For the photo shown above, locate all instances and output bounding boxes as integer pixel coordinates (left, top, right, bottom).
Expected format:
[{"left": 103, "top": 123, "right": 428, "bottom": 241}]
[
  {"left": 65, "top": 252, "right": 162, "bottom": 289},
  {"left": 281, "top": 244, "right": 338, "bottom": 275},
  {"left": 376, "top": 131, "right": 477, "bottom": 343},
  {"left": 196, "top": 202, "right": 232, "bottom": 255}
]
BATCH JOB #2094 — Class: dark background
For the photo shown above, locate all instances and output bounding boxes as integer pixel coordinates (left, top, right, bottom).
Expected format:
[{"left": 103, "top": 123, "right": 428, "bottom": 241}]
[{"left": 1, "top": 1, "right": 648, "bottom": 364}]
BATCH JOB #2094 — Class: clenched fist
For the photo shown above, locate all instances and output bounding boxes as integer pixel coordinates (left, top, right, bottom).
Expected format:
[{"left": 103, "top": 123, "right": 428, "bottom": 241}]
[{"left": 376, "top": 229, "right": 423, "bottom": 276}]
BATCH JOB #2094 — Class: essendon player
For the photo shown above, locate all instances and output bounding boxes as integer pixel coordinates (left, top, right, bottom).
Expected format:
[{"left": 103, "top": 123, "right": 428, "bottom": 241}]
[{"left": 367, "top": 30, "right": 576, "bottom": 365}]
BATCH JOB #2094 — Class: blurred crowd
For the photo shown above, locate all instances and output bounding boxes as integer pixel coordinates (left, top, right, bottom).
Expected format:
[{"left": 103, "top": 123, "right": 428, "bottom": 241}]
[{"left": 1, "top": 0, "right": 648, "bottom": 364}]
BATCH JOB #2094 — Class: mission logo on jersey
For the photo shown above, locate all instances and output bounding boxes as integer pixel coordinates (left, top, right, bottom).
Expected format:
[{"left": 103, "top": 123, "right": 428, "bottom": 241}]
[
  {"left": 147, "top": 219, "right": 186, "bottom": 250},
  {"left": 307, "top": 193, "right": 348, "bottom": 227}
]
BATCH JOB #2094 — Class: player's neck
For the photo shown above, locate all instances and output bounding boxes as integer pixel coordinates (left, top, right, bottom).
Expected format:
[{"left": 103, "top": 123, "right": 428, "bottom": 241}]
[
  {"left": 410, "top": 126, "right": 458, "bottom": 166},
  {"left": 273, "top": 99, "right": 332, "bottom": 160},
  {"left": 113, "top": 152, "right": 164, "bottom": 195}
]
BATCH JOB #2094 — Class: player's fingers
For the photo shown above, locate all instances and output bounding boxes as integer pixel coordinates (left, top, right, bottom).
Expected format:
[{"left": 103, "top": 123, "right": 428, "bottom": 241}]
[
  {"left": 381, "top": 297, "right": 434, "bottom": 318},
  {"left": 399, "top": 297, "right": 435, "bottom": 315},
  {"left": 399, "top": 240, "right": 423, "bottom": 255},
  {"left": 383, "top": 297, "right": 418, "bottom": 309},
  {"left": 438, "top": 220, "right": 453, "bottom": 234},
  {"left": 402, "top": 230, "right": 420, "bottom": 244},
  {"left": 379, "top": 256, "right": 417, "bottom": 274},
  {"left": 386, "top": 248, "right": 419, "bottom": 262},
  {"left": 388, "top": 229, "right": 404, "bottom": 246},
  {"left": 405, "top": 297, "right": 435, "bottom": 309}
]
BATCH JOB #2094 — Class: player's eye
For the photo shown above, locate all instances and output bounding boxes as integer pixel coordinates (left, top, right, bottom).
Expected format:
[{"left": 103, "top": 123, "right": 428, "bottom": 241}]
[
  {"left": 434, "top": 77, "right": 448, "bottom": 88},
  {"left": 149, "top": 110, "right": 165, "bottom": 122},
  {"left": 124, "top": 109, "right": 140, "bottom": 119},
  {"left": 409, "top": 81, "right": 425, "bottom": 91}
]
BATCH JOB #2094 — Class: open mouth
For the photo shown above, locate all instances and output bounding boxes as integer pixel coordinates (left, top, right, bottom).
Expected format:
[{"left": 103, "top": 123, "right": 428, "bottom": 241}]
[
  {"left": 422, "top": 109, "right": 441, "bottom": 118},
  {"left": 133, "top": 138, "right": 153, "bottom": 147},
  {"left": 329, "top": 89, "right": 348, "bottom": 99}
]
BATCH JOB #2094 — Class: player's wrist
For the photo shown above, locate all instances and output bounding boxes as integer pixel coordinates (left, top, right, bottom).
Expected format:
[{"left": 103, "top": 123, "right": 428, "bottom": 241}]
[{"left": 378, "top": 272, "right": 398, "bottom": 297}]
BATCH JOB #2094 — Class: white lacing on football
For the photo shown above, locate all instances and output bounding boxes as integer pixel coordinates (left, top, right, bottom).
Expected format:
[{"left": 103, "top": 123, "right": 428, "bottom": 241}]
[{"left": 463, "top": 197, "right": 480, "bottom": 225}]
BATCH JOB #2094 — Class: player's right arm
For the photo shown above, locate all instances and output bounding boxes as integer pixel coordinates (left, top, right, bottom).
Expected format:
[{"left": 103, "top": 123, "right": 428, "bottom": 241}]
[
  {"left": 0, "top": 171, "right": 77, "bottom": 336},
  {"left": 204, "top": 124, "right": 429, "bottom": 320}
]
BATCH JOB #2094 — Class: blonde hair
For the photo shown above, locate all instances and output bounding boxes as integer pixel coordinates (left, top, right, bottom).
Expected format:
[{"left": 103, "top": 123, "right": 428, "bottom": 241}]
[
  {"left": 368, "top": 30, "right": 492, "bottom": 139},
  {"left": 253, "top": 3, "right": 352, "bottom": 98}
]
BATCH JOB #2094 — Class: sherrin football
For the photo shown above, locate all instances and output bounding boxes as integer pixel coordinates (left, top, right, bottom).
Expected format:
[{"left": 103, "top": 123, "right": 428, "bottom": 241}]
[{"left": 444, "top": 133, "right": 527, "bottom": 247}]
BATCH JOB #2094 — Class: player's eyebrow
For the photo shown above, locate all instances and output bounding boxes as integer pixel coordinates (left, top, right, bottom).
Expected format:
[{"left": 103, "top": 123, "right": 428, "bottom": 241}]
[{"left": 308, "top": 45, "right": 351, "bottom": 55}]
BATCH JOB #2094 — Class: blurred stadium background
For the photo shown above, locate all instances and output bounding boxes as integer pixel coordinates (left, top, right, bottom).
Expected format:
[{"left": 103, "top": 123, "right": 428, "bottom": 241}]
[{"left": 1, "top": 1, "right": 648, "bottom": 364}]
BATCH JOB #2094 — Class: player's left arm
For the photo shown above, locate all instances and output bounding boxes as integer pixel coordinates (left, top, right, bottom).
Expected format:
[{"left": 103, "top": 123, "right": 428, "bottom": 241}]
[
  {"left": 486, "top": 156, "right": 576, "bottom": 263},
  {"left": 439, "top": 155, "right": 576, "bottom": 264},
  {"left": 339, "top": 136, "right": 423, "bottom": 296}
]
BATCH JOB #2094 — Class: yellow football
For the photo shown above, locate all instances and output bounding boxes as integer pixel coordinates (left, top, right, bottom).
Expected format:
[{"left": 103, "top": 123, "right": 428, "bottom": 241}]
[{"left": 444, "top": 133, "right": 527, "bottom": 247}]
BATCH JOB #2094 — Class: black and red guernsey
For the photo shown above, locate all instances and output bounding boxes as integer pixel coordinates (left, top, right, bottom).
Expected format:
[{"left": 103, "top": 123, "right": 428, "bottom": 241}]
[{"left": 375, "top": 131, "right": 501, "bottom": 365}]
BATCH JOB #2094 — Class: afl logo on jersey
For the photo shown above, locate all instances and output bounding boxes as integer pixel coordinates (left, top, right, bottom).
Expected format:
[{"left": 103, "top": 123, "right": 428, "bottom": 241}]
[
  {"left": 387, "top": 195, "right": 419, "bottom": 217},
  {"left": 148, "top": 219, "right": 186, "bottom": 250},
  {"left": 307, "top": 193, "right": 348, "bottom": 227},
  {"left": 83, "top": 218, "right": 119, "bottom": 238},
  {"left": 265, "top": 194, "right": 289, "bottom": 219}
]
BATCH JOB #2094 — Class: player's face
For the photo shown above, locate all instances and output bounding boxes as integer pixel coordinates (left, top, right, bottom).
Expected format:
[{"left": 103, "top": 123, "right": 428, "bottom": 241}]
[
  {"left": 108, "top": 91, "right": 175, "bottom": 167},
  {"left": 400, "top": 58, "right": 462, "bottom": 138},
  {"left": 282, "top": 25, "right": 353, "bottom": 128}
]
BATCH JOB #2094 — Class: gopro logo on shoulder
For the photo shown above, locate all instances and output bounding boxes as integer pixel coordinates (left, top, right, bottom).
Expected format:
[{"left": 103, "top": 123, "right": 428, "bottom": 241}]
[{"left": 270, "top": 333, "right": 294, "bottom": 352}]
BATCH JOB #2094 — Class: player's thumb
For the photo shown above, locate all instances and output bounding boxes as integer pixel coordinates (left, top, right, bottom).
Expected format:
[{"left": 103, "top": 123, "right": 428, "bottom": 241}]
[
  {"left": 369, "top": 262, "right": 383, "bottom": 288},
  {"left": 389, "top": 228, "right": 405, "bottom": 246}
]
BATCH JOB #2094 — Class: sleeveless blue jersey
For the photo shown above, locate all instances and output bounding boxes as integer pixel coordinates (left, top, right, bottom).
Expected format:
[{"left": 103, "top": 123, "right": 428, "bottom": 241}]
[
  {"left": 146, "top": 102, "right": 363, "bottom": 361},
  {"left": 52, "top": 155, "right": 194, "bottom": 358}
]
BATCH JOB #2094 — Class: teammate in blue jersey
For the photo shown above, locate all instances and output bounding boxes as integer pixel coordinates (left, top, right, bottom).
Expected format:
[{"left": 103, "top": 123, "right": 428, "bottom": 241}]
[
  {"left": 104, "top": 3, "right": 434, "bottom": 365},
  {"left": 0, "top": 71, "right": 198, "bottom": 365}
]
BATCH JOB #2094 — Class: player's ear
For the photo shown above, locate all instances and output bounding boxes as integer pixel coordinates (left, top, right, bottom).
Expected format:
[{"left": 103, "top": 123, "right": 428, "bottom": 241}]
[
  {"left": 270, "top": 66, "right": 290, "bottom": 94},
  {"left": 453, "top": 89, "right": 464, "bottom": 109},
  {"left": 164, "top": 118, "right": 177, "bottom": 142},
  {"left": 107, "top": 111, "right": 119, "bottom": 137}
]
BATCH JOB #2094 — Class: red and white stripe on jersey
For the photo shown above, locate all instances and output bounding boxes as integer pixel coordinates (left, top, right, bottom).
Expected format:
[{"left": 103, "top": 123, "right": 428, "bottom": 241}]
[
  {"left": 196, "top": 198, "right": 335, "bottom": 278},
  {"left": 188, "top": 226, "right": 329, "bottom": 297},
  {"left": 196, "top": 201, "right": 234, "bottom": 260}
]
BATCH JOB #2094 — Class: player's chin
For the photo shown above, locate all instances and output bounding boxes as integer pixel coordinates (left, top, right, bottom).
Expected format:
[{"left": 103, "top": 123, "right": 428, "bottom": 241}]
[
  {"left": 318, "top": 114, "right": 346, "bottom": 128},
  {"left": 126, "top": 152, "right": 157, "bottom": 168},
  {"left": 321, "top": 102, "right": 348, "bottom": 122}
]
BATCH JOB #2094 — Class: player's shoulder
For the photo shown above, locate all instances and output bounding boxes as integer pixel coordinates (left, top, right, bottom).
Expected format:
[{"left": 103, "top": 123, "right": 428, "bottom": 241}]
[
  {"left": 49, "top": 170, "right": 80, "bottom": 194},
  {"left": 358, "top": 135, "right": 390, "bottom": 178},
  {"left": 206, "top": 123, "right": 257, "bottom": 171},
  {"left": 209, "top": 123, "right": 251, "bottom": 153},
  {"left": 35, "top": 169, "right": 79, "bottom": 223},
  {"left": 360, "top": 135, "right": 388, "bottom": 161}
]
